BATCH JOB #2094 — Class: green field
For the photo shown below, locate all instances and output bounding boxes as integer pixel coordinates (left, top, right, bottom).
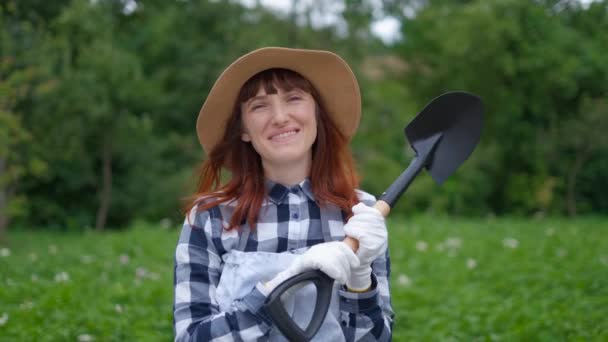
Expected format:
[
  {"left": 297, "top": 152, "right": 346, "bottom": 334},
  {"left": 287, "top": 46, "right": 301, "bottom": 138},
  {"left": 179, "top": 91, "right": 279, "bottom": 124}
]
[{"left": 1, "top": 216, "right": 607, "bottom": 341}]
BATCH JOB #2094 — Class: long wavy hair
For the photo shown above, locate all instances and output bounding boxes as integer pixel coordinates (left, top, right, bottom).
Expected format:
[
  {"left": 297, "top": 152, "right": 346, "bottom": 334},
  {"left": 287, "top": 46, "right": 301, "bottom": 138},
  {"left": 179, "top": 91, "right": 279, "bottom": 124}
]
[{"left": 184, "top": 68, "right": 360, "bottom": 229}]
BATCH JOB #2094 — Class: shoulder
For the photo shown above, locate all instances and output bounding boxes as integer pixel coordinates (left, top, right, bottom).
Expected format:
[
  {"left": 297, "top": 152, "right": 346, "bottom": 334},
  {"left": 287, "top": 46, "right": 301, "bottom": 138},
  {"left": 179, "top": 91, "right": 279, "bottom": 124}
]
[
  {"left": 355, "top": 189, "right": 377, "bottom": 206},
  {"left": 183, "top": 195, "right": 236, "bottom": 234},
  {"left": 179, "top": 197, "right": 235, "bottom": 252},
  {"left": 187, "top": 194, "right": 239, "bottom": 221}
]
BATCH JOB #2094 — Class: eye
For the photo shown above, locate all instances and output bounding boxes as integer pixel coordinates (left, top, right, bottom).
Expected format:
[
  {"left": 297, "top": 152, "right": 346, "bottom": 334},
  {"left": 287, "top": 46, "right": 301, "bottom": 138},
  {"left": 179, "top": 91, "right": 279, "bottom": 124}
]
[
  {"left": 250, "top": 102, "right": 266, "bottom": 111},
  {"left": 288, "top": 95, "right": 302, "bottom": 102}
]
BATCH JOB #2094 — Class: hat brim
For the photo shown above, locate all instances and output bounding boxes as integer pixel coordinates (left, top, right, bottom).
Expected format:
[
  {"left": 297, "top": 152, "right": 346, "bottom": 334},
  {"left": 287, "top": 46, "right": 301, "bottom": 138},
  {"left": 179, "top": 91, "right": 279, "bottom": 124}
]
[{"left": 196, "top": 47, "right": 361, "bottom": 154}]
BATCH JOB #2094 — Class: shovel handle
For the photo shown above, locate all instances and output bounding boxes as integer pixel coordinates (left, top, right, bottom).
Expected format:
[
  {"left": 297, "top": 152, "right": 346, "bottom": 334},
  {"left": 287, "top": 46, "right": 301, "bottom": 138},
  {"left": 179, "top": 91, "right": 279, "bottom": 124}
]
[{"left": 343, "top": 200, "right": 391, "bottom": 252}]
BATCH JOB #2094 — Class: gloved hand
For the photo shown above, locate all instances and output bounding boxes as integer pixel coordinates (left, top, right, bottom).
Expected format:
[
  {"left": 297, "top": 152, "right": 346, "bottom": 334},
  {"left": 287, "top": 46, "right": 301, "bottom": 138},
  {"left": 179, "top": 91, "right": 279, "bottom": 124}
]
[
  {"left": 262, "top": 241, "right": 360, "bottom": 295},
  {"left": 343, "top": 203, "right": 388, "bottom": 291}
]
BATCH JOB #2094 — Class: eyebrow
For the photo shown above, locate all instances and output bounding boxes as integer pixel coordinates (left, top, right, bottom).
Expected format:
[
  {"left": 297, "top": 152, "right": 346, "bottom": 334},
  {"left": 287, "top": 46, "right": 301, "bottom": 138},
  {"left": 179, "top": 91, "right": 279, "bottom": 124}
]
[
  {"left": 249, "top": 95, "right": 267, "bottom": 101},
  {"left": 284, "top": 89, "right": 304, "bottom": 95},
  {"left": 244, "top": 95, "right": 267, "bottom": 106},
  {"left": 244, "top": 89, "right": 305, "bottom": 107}
]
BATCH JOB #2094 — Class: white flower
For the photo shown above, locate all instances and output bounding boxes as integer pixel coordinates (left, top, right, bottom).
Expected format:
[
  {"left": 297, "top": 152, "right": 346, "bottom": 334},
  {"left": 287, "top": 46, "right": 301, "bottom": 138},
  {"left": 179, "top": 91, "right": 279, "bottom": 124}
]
[
  {"left": 415, "top": 241, "right": 428, "bottom": 252},
  {"left": 54, "top": 271, "right": 70, "bottom": 283},
  {"left": 80, "top": 255, "right": 94, "bottom": 264},
  {"left": 20, "top": 301, "right": 34, "bottom": 310},
  {"left": 545, "top": 227, "right": 555, "bottom": 236},
  {"left": 115, "top": 304, "right": 123, "bottom": 313},
  {"left": 78, "top": 334, "right": 94, "bottom": 342},
  {"left": 29, "top": 253, "right": 38, "bottom": 262},
  {"left": 502, "top": 238, "right": 519, "bottom": 249},
  {"left": 0, "top": 248, "right": 10, "bottom": 257},
  {"left": 135, "top": 267, "right": 147, "bottom": 279},
  {"left": 119, "top": 254, "right": 130, "bottom": 265},
  {"left": 397, "top": 274, "right": 411, "bottom": 287},
  {"left": 445, "top": 237, "right": 462, "bottom": 249},
  {"left": 31, "top": 274, "right": 39, "bottom": 282},
  {"left": 466, "top": 258, "right": 477, "bottom": 269},
  {"left": 0, "top": 313, "right": 8, "bottom": 326},
  {"left": 48, "top": 245, "right": 58, "bottom": 255},
  {"left": 160, "top": 218, "right": 172, "bottom": 229}
]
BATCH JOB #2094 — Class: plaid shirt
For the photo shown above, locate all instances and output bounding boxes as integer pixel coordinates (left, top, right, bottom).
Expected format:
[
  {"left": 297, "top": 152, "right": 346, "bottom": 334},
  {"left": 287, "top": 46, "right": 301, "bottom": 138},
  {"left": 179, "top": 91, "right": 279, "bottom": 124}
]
[{"left": 173, "top": 178, "right": 394, "bottom": 341}]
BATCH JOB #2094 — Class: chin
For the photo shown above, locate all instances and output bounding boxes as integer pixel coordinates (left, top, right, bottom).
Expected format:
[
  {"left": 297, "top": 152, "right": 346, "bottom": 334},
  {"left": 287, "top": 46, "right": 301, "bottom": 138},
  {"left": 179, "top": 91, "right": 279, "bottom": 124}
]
[{"left": 266, "top": 150, "right": 310, "bottom": 164}]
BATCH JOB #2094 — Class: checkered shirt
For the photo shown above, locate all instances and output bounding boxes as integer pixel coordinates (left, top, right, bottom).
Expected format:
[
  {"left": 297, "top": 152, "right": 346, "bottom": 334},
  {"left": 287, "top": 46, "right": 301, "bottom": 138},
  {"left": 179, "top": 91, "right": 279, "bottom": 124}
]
[{"left": 173, "top": 178, "right": 394, "bottom": 341}]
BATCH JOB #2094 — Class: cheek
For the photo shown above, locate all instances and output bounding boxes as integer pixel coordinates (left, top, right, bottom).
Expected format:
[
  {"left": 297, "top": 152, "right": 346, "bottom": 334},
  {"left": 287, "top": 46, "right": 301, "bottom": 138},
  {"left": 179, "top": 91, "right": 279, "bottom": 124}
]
[
  {"left": 299, "top": 103, "right": 317, "bottom": 126},
  {"left": 243, "top": 117, "right": 269, "bottom": 148},
  {"left": 308, "top": 108, "right": 318, "bottom": 135},
  {"left": 242, "top": 114, "right": 261, "bottom": 134}
]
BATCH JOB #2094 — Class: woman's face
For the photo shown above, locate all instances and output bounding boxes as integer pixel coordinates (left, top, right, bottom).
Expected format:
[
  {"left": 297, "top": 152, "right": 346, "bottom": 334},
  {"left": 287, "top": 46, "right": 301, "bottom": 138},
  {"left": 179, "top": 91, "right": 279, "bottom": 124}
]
[{"left": 240, "top": 85, "right": 317, "bottom": 171}]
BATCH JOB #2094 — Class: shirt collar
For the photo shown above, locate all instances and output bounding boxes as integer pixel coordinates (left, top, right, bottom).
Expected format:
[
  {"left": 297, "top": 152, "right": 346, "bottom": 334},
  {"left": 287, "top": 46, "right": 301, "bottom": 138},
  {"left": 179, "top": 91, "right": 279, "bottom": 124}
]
[{"left": 265, "top": 178, "right": 316, "bottom": 204}]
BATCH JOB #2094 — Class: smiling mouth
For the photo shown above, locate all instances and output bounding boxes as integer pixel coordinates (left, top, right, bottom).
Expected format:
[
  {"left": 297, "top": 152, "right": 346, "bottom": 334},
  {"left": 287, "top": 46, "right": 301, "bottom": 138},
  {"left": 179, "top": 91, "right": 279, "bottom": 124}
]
[{"left": 270, "top": 129, "right": 299, "bottom": 141}]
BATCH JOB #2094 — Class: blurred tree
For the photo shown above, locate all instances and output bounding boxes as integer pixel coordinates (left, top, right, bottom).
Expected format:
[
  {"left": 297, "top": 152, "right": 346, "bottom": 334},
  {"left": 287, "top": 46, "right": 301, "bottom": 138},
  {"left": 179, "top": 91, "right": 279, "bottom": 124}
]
[
  {"left": 557, "top": 98, "right": 608, "bottom": 216},
  {"left": 5, "top": 0, "right": 380, "bottom": 230},
  {"left": 391, "top": 0, "right": 608, "bottom": 215},
  {"left": 6, "top": 0, "right": 605, "bottom": 230},
  {"left": 17, "top": 0, "right": 160, "bottom": 230},
  {"left": 0, "top": 0, "right": 72, "bottom": 24},
  {"left": 0, "top": 7, "right": 51, "bottom": 238}
]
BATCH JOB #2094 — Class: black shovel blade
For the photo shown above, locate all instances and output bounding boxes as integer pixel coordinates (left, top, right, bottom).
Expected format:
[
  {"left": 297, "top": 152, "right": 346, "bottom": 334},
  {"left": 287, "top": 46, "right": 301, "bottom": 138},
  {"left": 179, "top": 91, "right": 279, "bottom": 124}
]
[
  {"left": 379, "top": 91, "right": 484, "bottom": 208},
  {"left": 406, "top": 91, "right": 483, "bottom": 184}
]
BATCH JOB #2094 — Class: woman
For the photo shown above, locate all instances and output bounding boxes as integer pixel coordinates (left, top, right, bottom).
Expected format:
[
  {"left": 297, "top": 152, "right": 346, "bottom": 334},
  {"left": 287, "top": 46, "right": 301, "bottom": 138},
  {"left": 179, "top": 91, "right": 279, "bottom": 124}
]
[{"left": 174, "top": 47, "right": 394, "bottom": 341}]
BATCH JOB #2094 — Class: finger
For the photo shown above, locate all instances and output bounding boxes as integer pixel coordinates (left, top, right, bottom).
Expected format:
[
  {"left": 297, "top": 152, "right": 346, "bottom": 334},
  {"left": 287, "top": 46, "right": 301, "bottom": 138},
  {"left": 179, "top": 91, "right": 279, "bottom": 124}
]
[
  {"left": 352, "top": 202, "right": 383, "bottom": 217},
  {"left": 323, "top": 264, "right": 341, "bottom": 282},
  {"left": 324, "top": 254, "right": 349, "bottom": 284},
  {"left": 343, "top": 224, "right": 364, "bottom": 239},
  {"left": 333, "top": 259, "right": 349, "bottom": 284},
  {"left": 337, "top": 242, "right": 361, "bottom": 268},
  {"left": 346, "top": 213, "right": 385, "bottom": 228}
]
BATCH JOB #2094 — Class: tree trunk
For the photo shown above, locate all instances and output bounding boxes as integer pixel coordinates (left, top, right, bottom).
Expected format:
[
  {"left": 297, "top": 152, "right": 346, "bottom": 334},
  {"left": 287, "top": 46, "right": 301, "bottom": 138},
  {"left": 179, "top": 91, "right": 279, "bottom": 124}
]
[
  {"left": 567, "top": 144, "right": 592, "bottom": 217},
  {"left": 95, "top": 141, "right": 112, "bottom": 231},
  {"left": 288, "top": 0, "right": 299, "bottom": 45},
  {"left": 0, "top": 156, "right": 7, "bottom": 242}
]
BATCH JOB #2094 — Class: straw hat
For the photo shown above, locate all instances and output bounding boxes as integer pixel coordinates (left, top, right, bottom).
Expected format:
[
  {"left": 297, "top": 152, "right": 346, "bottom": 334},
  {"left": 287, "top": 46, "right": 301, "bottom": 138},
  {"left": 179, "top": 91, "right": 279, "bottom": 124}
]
[{"left": 196, "top": 47, "right": 361, "bottom": 154}]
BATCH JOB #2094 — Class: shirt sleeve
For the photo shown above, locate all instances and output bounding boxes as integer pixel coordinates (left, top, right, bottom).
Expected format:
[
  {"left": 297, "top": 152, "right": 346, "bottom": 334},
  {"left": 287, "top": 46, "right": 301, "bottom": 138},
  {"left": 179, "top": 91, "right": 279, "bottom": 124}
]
[
  {"left": 338, "top": 248, "right": 394, "bottom": 341},
  {"left": 173, "top": 206, "right": 273, "bottom": 341}
]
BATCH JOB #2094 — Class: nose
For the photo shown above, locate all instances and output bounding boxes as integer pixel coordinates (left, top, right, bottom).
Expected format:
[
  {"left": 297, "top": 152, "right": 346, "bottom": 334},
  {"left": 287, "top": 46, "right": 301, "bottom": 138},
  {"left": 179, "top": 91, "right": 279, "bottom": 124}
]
[{"left": 270, "top": 100, "right": 289, "bottom": 125}]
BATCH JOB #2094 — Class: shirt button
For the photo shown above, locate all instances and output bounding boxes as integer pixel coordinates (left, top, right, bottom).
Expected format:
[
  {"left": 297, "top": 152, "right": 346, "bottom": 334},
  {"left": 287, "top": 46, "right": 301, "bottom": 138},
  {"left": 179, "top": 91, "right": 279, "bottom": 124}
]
[{"left": 292, "top": 213, "right": 299, "bottom": 219}]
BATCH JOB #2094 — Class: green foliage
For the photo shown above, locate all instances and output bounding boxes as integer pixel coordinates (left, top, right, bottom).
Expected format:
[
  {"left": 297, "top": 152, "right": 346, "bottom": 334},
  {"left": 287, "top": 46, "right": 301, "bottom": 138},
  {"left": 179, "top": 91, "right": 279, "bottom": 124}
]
[
  {"left": 1, "top": 217, "right": 607, "bottom": 339},
  {"left": 0, "top": 8, "right": 52, "bottom": 229},
  {"left": 2, "top": 0, "right": 607, "bottom": 230},
  {"left": 388, "top": 215, "right": 608, "bottom": 340},
  {"left": 394, "top": 0, "right": 608, "bottom": 215},
  {"left": 0, "top": 224, "right": 174, "bottom": 340}
]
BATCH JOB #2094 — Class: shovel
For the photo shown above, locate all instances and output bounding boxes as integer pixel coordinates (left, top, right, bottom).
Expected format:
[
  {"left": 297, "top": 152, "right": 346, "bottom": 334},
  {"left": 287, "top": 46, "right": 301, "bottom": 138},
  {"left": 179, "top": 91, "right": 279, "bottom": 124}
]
[{"left": 263, "top": 91, "right": 484, "bottom": 341}]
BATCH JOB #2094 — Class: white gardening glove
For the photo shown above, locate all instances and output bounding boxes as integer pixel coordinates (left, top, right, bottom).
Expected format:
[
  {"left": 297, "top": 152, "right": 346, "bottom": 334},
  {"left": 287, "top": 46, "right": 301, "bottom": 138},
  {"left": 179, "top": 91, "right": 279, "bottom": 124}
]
[
  {"left": 262, "top": 241, "right": 360, "bottom": 295},
  {"left": 343, "top": 203, "right": 388, "bottom": 291}
]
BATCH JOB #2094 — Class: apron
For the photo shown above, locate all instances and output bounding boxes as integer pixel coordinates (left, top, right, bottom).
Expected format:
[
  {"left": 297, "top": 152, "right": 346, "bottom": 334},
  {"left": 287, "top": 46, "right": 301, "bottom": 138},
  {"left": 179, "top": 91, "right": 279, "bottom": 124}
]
[{"left": 216, "top": 248, "right": 345, "bottom": 341}]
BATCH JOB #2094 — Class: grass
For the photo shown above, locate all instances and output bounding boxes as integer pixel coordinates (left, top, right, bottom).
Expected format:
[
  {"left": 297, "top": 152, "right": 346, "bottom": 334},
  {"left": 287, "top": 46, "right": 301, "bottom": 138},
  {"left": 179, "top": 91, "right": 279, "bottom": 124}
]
[{"left": 1, "top": 216, "right": 607, "bottom": 341}]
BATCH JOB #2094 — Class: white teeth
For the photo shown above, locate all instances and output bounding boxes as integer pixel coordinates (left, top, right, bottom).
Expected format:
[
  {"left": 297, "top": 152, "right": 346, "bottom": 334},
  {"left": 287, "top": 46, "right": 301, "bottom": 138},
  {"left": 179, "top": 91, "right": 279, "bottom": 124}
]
[{"left": 271, "top": 130, "right": 297, "bottom": 140}]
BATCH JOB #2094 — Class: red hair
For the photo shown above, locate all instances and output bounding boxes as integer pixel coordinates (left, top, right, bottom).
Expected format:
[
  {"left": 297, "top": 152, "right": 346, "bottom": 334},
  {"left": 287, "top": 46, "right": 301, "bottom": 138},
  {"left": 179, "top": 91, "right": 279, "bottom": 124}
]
[{"left": 184, "top": 68, "right": 360, "bottom": 229}]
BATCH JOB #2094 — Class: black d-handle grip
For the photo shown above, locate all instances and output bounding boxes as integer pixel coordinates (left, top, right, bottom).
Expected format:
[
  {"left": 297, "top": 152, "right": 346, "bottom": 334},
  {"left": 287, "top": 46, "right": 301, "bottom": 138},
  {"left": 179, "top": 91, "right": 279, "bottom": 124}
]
[{"left": 263, "top": 270, "right": 334, "bottom": 342}]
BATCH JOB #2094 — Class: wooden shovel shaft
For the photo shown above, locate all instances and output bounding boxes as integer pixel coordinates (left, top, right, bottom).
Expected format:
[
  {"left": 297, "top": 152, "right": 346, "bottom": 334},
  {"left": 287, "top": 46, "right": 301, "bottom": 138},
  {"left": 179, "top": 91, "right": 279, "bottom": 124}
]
[{"left": 343, "top": 200, "right": 391, "bottom": 252}]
